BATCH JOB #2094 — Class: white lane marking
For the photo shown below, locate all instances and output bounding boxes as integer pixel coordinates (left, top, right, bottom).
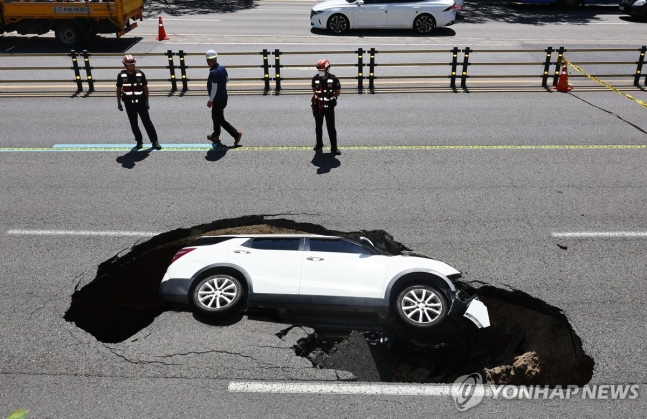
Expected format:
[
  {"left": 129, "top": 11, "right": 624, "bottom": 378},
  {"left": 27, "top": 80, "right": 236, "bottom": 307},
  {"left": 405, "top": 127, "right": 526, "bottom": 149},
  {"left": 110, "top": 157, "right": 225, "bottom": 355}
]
[
  {"left": 564, "top": 23, "right": 629, "bottom": 25},
  {"left": 146, "top": 18, "right": 222, "bottom": 21},
  {"left": 138, "top": 34, "right": 322, "bottom": 37},
  {"left": 551, "top": 232, "right": 647, "bottom": 238},
  {"left": 162, "top": 39, "right": 635, "bottom": 46},
  {"left": 6, "top": 229, "right": 159, "bottom": 237},
  {"left": 228, "top": 381, "right": 491, "bottom": 396}
]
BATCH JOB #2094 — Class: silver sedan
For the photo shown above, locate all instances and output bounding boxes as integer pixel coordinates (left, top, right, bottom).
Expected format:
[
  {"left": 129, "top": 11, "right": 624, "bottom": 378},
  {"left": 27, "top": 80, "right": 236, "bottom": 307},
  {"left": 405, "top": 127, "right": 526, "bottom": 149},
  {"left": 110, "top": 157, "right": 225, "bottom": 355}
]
[{"left": 311, "top": 0, "right": 457, "bottom": 34}]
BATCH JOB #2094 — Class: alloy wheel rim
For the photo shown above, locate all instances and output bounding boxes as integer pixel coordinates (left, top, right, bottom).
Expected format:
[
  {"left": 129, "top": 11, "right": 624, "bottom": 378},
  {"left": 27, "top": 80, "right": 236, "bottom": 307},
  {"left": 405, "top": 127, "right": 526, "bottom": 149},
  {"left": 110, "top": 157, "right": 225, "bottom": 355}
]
[
  {"left": 330, "top": 16, "right": 347, "bottom": 33},
  {"left": 401, "top": 289, "right": 442, "bottom": 323},
  {"left": 416, "top": 17, "right": 434, "bottom": 33},
  {"left": 198, "top": 277, "right": 237, "bottom": 309}
]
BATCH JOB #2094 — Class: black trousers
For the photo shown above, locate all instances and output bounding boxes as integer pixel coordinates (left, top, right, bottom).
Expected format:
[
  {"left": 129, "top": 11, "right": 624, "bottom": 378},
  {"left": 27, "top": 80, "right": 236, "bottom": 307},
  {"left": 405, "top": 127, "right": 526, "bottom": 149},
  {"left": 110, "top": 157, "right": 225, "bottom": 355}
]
[
  {"left": 211, "top": 99, "right": 238, "bottom": 139},
  {"left": 124, "top": 100, "right": 158, "bottom": 144},
  {"left": 314, "top": 107, "right": 337, "bottom": 150}
]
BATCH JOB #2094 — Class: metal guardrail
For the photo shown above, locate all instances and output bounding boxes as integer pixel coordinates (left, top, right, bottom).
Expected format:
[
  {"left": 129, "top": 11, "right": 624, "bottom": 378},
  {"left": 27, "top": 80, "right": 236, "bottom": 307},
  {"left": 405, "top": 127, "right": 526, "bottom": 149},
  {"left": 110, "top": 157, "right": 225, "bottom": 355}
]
[{"left": 0, "top": 46, "right": 645, "bottom": 94}]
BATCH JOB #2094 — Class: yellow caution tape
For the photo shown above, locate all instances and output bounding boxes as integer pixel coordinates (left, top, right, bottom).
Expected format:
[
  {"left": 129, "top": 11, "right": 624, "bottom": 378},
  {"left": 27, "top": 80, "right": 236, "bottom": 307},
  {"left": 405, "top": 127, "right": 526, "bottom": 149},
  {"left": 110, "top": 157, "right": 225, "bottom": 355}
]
[{"left": 567, "top": 62, "right": 647, "bottom": 109}]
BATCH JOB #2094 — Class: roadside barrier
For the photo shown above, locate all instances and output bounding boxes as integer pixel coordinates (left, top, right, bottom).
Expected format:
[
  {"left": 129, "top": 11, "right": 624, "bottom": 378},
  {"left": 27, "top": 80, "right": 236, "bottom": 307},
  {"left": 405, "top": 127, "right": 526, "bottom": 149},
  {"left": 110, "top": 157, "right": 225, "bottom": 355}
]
[{"left": 0, "top": 46, "right": 645, "bottom": 95}]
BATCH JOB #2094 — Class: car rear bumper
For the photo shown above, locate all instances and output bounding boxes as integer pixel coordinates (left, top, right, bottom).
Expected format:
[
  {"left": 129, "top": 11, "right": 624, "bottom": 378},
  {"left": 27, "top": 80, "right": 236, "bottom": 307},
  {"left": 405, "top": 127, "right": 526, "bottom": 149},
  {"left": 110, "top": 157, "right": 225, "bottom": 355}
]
[
  {"left": 436, "top": 11, "right": 457, "bottom": 27},
  {"left": 159, "top": 276, "right": 191, "bottom": 304}
]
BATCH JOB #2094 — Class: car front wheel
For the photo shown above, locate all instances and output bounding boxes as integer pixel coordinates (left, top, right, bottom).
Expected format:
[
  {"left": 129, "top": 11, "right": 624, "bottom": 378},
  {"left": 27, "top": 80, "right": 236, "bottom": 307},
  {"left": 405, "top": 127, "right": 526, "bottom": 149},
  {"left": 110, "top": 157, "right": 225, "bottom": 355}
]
[
  {"left": 413, "top": 14, "right": 436, "bottom": 34},
  {"left": 395, "top": 284, "right": 448, "bottom": 329},
  {"left": 328, "top": 14, "right": 349, "bottom": 34},
  {"left": 192, "top": 274, "right": 243, "bottom": 317}
]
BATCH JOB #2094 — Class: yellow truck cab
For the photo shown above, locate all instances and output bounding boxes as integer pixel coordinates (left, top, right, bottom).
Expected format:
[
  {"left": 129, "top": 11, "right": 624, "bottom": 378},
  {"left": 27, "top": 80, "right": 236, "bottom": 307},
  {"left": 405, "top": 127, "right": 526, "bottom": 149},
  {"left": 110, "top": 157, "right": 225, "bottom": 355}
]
[{"left": 0, "top": 0, "right": 144, "bottom": 46}]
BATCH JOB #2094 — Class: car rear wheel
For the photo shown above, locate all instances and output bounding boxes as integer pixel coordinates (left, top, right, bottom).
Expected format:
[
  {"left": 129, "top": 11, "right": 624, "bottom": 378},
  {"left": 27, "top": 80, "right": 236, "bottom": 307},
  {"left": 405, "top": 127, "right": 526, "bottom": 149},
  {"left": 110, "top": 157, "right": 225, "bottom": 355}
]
[
  {"left": 413, "top": 14, "right": 436, "bottom": 34},
  {"left": 55, "top": 22, "right": 83, "bottom": 47},
  {"left": 328, "top": 14, "right": 349, "bottom": 34},
  {"left": 395, "top": 284, "right": 448, "bottom": 329},
  {"left": 192, "top": 274, "right": 243, "bottom": 317}
]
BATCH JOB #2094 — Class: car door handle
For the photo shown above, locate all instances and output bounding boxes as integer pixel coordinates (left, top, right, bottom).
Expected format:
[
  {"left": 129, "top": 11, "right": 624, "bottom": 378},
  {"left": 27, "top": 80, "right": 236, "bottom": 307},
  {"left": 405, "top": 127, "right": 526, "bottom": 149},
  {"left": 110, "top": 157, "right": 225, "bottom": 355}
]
[
  {"left": 233, "top": 250, "right": 251, "bottom": 254},
  {"left": 306, "top": 257, "right": 324, "bottom": 261},
  {"left": 413, "top": 6, "right": 420, "bottom": 9},
  {"left": 379, "top": 7, "right": 386, "bottom": 9}
]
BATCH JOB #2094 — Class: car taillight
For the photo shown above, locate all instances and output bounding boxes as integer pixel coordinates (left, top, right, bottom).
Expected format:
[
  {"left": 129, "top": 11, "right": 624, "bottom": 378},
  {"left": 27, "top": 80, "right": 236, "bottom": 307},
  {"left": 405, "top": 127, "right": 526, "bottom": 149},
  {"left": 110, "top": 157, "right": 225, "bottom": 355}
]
[
  {"left": 443, "top": 3, "right": 456, "bottom": 11},
  {"left": 171, "top": 247, "right": 196, "bottom": 263}
]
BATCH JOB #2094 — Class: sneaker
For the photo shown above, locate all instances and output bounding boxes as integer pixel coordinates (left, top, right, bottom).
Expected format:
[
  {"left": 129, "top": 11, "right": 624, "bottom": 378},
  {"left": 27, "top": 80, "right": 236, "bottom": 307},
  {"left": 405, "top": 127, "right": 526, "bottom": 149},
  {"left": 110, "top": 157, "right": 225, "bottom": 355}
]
[
  {"left": 332, "top": 149, "right": 341, "bottom": 156},
  {"left": 152, "top": 142, "right": 162, "bottom": 150},
  {"left": 234, "top": 131, "right": 243, "bottom": 146},
  {"left": 135, "top": 142, "right": 143, "bottom": 150},
  {"left": 314, "top": 144, "right": 323, "bottom": 151}
]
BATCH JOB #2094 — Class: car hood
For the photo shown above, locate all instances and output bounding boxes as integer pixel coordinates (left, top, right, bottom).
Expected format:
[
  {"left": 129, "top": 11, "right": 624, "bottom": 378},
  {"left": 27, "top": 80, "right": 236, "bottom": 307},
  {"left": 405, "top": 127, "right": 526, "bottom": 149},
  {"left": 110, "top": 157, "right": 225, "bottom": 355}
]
[
  {"left": 388, "top": 254, "right": 461, "bottom": 277},
  {"left": 313, "top": 0, "right": 353, "bottom": 12}
]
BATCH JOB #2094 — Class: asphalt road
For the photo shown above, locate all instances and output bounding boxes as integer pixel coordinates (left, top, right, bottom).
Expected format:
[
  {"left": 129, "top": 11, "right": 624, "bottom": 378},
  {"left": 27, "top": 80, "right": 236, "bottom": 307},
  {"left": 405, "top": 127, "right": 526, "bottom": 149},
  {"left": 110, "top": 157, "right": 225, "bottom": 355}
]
[
  {"left": 1, "top": 1, "right": 647, "bottom": 418},
  {"left": 2, "top": 0, "right": 647, "bottom": 94},
  {"left": 3, "top": 0, "right": 645, "bottom": 53}
]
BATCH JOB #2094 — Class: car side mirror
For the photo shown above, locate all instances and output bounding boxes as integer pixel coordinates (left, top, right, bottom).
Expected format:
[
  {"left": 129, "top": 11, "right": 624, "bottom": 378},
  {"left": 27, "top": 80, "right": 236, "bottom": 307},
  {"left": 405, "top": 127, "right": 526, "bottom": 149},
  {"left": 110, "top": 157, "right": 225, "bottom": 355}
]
[
  {"left": 357, "top": 0, "right": 364, "bottom": 5},
  {"left": 359, "top": 236, "right": 375, "bottom": 249}
]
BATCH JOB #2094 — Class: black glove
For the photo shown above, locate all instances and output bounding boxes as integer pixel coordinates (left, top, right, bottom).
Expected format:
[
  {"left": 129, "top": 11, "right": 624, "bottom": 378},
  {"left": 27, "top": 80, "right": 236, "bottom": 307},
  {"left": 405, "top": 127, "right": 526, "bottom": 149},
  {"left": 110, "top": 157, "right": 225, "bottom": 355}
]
[
  {"left": 145, "top": 101, "right": 150, "bottom": 110},
  {"left": 117, "top": 103, "right": 123, "bottom": 112}
]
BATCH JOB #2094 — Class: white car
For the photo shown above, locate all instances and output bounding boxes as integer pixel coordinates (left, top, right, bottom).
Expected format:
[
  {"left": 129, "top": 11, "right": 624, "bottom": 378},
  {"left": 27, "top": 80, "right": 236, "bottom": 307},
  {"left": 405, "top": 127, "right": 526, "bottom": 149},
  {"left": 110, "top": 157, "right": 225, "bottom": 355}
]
[
  {"left": 310, "top": 0, "right": 458, "bottom": 35},
  {"left": 159, "top": 235, "right": 490, "bottom": 330}
]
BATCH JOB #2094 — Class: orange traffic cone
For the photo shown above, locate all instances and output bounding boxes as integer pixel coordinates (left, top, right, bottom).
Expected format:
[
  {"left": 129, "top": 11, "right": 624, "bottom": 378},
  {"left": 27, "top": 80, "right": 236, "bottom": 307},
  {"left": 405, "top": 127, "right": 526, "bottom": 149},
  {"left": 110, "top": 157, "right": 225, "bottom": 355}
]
[
  {"left": 553, "top": 61, "right": 572, "bottom": 92},
  {"left": 156, "top": 16, "right": 169, "bottom": 41}
]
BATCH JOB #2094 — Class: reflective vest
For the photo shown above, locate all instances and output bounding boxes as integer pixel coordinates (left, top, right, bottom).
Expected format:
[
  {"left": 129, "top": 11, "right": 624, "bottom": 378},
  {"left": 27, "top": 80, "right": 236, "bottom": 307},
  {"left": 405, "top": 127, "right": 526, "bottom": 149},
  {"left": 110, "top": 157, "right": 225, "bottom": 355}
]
[
  {"left": 119, "top": 70, "right": 145, "bottom": 103},
  {"left": 312, "top": 73, "right": 339, "bottom": 113}
]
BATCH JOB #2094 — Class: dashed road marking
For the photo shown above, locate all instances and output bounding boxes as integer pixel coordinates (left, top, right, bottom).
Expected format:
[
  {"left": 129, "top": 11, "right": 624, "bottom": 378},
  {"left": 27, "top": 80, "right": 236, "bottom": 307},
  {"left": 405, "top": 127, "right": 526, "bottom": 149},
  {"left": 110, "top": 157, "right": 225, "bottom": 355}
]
[
  {"left": 228, "top": 381, "right": 479, "bottom": 396},
  {"left": 552, "top": 232, "right": 647, "bottom": 238}
]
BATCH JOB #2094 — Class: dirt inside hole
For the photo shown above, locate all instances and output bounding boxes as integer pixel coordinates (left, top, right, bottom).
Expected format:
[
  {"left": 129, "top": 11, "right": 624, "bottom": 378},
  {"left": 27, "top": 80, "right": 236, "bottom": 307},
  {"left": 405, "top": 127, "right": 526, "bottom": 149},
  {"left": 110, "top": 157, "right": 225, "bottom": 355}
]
[
  {"left": 288, "top": 288, "right": 593, "bottom": 386},
  {"left": 64, "top": 216, "right": 593, "bottom": 385}
]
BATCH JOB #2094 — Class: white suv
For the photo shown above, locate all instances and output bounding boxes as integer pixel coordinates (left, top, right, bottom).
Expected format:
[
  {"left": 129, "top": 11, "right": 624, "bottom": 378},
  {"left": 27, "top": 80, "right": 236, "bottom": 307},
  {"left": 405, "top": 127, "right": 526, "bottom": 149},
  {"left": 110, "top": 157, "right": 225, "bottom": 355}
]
[{"left": 159, "top": 234, "right": 490, "bottom": 330}]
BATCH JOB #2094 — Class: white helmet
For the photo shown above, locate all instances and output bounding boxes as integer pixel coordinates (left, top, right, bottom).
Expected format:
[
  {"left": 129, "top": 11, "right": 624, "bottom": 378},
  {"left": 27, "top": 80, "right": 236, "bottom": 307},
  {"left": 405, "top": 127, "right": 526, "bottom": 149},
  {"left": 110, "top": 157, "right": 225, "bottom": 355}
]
[{"left": 122, "top": 54, "right": 136, "bottom": 65}]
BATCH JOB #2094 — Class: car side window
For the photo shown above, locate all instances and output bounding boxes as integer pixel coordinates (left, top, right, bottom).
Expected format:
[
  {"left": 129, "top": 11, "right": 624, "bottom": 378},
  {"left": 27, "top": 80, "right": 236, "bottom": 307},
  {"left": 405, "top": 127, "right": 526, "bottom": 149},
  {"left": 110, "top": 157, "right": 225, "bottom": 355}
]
[
  {"left": 309, "top": 238, "right": 366, "bottom": 254},
  {"left": 250, "top": 238, "right": 301, "bottom": 251}
]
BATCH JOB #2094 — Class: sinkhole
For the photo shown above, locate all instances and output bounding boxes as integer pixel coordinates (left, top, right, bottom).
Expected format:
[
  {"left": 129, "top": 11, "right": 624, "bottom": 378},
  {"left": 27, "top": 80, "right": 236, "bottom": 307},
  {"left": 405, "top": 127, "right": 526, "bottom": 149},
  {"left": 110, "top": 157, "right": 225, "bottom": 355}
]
[{"left": 64, "top": 215, "right": 593, "bottom": 386}]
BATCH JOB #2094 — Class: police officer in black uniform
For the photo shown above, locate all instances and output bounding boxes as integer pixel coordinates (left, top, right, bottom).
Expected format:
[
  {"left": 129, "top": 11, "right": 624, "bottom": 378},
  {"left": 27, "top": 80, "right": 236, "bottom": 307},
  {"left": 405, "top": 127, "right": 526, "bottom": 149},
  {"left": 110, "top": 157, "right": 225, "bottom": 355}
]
[
  {"left": 311, "top": 59, "right": 341, "bottom": 155},
  {"left": 116, "top": 55, "right": 161, "bottom": 150}
]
